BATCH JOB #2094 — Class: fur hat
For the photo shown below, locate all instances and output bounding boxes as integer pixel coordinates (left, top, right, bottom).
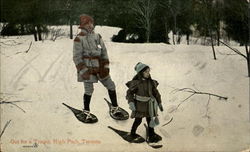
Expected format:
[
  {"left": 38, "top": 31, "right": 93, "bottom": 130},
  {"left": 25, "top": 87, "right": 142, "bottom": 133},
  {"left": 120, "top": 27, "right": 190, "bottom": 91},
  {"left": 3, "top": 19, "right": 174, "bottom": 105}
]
[
  {"left": 79, "top": 14, "right": 94, "bottom": 29},
  {"left": 134, "top": 62, "right": 149, "bottom": 73}
]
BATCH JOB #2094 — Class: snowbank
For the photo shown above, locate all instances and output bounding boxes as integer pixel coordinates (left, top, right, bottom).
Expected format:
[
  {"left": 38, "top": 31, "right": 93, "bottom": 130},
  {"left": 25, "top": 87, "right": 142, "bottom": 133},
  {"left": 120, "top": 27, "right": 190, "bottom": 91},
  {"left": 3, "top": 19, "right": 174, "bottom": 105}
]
[{"left": 0, "top": 26, "right": 249, "bottom": 152}]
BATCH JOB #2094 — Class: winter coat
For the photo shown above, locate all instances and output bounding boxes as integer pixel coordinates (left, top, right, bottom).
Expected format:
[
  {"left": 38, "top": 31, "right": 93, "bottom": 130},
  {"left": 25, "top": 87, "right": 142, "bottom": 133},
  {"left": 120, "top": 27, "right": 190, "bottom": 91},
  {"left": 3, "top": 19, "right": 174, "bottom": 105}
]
[
  {"left": 73, "top": 29, "right": 110, "bottom": 83},
  {"left": 126, "top": 75, "right": 162, "bottom": 118}
]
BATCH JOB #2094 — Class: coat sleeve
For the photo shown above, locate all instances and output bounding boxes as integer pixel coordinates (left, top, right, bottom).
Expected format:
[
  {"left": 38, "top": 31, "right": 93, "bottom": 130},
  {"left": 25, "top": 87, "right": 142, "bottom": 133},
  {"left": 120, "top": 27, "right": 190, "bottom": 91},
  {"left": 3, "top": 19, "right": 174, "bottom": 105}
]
[
  {"left": 125, "top": 80, "right": 139, "bottom": 103},
  {"left": 73, "top": 36, "right": 86, "bottom": 72},
  {"left": 152, "top": 80, "right": 162, "bottom": 104},
  {"left": 97, "top": 34, "right": 110, "bottom": 79},
  {"left": 98, "top": 34, "right": 109, "bottom": 60}
]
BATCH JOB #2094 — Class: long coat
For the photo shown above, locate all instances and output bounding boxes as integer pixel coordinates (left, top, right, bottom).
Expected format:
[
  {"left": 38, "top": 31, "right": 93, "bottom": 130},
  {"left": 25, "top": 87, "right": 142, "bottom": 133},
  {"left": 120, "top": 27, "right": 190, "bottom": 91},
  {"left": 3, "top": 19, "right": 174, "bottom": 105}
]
[
  {"left": 73, "top": 29, "right": 110, "bottom": 83},
  {"left": 126, "top": 76, "right": 162, "bottom": 118}
]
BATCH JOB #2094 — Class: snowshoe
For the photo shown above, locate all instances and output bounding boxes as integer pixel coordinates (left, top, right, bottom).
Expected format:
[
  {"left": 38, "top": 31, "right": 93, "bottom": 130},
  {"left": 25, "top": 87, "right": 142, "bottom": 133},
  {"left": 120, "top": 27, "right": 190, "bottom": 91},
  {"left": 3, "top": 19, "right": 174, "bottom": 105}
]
[
  {"left": 104, "top": 98, "right": 129, "bottom": 120},
  {"left": 62, "top": 103, "right": 98, "bottom": 124},
  {"left": 108, "top": 126, "right": 145, "bottom": 143},
  {"left": 152, "top": 133, "right": 162, "bottom": 142},
  {"left": 144, "top": 124, "right": 163, "bottom": 149}
]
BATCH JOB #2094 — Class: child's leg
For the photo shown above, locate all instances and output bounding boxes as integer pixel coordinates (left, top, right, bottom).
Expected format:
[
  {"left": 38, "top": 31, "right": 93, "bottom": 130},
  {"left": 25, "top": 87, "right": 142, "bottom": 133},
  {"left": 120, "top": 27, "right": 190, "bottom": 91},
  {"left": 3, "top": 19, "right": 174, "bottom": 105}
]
[
  {"left": 100, "top": 77, "right": 118, "bottom": 107},
  {"left": 146, "top": 117, "right": 154, "bottom": 136},
  {"left": 83, "top": 82, "right": 94, "bottom": 111},
  {"left": 131, "top": 118, "right": 142, "bottom": 135},
  {"left": 146, "top": 117, "right": 162, "bottom": 142}
]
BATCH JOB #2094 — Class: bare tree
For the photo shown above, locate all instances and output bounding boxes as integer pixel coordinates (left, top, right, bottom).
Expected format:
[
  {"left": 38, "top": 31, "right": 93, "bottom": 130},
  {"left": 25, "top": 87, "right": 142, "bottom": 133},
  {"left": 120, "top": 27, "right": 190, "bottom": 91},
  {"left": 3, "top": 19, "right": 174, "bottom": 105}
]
[
  {"left": 159, "top": 0, "right": 181, "bottom": 45},
  {"left": 219, "top": 40, "right": 250, "bottom": 77},
  {"left": 131, "top": 0, "right": 156, "bottom": 43}
]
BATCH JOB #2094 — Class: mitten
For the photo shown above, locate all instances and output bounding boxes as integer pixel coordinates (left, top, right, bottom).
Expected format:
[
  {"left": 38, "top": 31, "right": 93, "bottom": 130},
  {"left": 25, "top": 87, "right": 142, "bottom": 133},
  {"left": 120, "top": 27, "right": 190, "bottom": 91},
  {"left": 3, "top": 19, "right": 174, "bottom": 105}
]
[
  {"left": 129, "top": 102, "right": 136, "bottom": 111},
  {"left": 158, "top": 103, "right": 164, "bottom": 112}
]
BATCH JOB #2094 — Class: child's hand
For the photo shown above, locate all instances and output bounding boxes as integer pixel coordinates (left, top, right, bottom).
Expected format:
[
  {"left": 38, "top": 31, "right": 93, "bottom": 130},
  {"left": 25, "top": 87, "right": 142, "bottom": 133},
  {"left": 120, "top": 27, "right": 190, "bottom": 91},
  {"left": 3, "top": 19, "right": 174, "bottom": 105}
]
[
  {"left": 158, "top": 103, "right": 164, "bottom": 112},
  {"left": 129, "top": 102, "right": 136, "bottom": 111}
]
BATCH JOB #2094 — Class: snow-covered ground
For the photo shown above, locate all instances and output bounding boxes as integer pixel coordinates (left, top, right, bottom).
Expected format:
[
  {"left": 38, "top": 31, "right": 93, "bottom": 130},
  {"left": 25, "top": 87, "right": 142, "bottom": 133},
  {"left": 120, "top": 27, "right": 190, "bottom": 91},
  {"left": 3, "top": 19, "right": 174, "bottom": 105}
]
[{"left": 0, "top": 26, "right": 249, "bottom": 152}]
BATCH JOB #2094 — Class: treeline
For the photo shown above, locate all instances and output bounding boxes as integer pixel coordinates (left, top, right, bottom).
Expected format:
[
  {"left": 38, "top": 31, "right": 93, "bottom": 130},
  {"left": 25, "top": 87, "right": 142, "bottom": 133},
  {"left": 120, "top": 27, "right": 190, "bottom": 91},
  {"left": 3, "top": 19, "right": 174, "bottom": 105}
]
[{"left": 0, "top": 0, "right": 249, "bottom": 46}]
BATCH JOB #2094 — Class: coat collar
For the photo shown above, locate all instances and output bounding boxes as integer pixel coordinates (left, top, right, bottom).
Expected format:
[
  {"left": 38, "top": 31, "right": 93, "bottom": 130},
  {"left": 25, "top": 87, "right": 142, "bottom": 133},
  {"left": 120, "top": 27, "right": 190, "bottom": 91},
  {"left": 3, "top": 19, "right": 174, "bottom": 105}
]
[{"left": 81, "top": 28, "right": 94, "bottom": 35}]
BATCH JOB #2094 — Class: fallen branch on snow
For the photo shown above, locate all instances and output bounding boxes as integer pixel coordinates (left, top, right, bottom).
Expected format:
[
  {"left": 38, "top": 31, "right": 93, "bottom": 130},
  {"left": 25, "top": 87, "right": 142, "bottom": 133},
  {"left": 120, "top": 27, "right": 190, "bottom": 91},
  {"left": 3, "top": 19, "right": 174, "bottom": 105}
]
[
  {"left": 219, "top": 40, "right": 247, "bottom": 60},
  {"left": 16, "top": 41, "right": 33, "bottom": 54},
  {"left": 203, "top": 95, "right": 211, "bottom": 120},
  {"left": 0, "top": 40, "right": 23, "bottom": 46},
  {"left": 0, "top": 120, "right": 12, "bottom": 138},
  {"left": 171, "top": 87, "right": 228, "bottom": 112},
  {"left": 0, "top": 100, "right": 31, "bottom": 113},
  {"left": 25, "top": 41, "right": 32, "bottom": 53},
  {"left": 162, "top": 117, "right": 173, "bottom": 127}
]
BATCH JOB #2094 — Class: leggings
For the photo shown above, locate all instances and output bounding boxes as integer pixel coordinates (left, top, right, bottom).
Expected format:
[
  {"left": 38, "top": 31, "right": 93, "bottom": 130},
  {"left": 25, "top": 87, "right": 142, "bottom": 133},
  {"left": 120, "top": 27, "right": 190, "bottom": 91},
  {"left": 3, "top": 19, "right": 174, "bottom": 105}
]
[
  {"left": 131, "top": 117, "right": 154, "bottom": 135},
  {"left": 84, "top": 77, "right": 115, "bottom": 95}
]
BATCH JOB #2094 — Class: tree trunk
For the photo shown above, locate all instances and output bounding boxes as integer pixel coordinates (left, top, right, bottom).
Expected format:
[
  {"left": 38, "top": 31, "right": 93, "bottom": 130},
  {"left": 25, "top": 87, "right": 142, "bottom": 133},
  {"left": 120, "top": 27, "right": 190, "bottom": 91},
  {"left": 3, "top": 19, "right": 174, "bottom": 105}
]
[
  {"left": 146, "top": 30, "right": 150, "bottom": 43},
  {"left": 246, "top": 44, "right": 250, "bottom": 77},
  {"left": 165, "top": 22, "right": 169, "bottom": 44},
  {"left": 172, "top": 32, "right": 175, "bottom": 45},
  {"left": 187, "top": 33, "right": 189, "bottom": 45},
  {"left": 210, "top": 33, "right": 217, "bottom": 60},
  {"left": 216, "top": 26, "right": 220, "bottom": 46},
  {"left": 37, "top": 25, "right": 42, "bottom": 41},
  {"left": 21, "top": 24, "right": 25, "bottom": 35},
  {"left": 70, "top": 23, "right": 73, "bottom": 39},
  {"left": 33, "top": 25, "right": 38, "bottom": 41},
  {"left": 172, "top": 15, "right": 176, "bottom": 45},
  {"left": 146, "top": 19, "right": 150, "bottom": 43},
  {"left": 177, "top": 34, "right": 181, "bottom": 44}
]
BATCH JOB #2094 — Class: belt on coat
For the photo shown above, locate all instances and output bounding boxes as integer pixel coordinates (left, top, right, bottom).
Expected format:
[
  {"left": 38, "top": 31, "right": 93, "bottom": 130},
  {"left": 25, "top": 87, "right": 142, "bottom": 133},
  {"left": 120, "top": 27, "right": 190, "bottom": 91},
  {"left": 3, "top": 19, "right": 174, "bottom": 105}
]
[
  {"left": 134, "top": 95, "right": 151, "bottom": 102},
  {"left": 82, "top": 56, "right": 100, "bottom": 60},
  {"left": 87, "top": 67, "right": 99, "bottom": 75},
  {"left": 134, "top": 94, "right": 159, "bottom": 127}
]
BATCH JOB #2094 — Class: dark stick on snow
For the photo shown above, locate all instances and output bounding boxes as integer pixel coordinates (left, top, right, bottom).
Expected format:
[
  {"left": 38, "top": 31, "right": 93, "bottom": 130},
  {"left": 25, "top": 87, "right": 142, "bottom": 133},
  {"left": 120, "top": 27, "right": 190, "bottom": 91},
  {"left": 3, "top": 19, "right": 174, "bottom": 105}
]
[
  {"left": 162, "top": 117, "right": 173, "bottom": 127},
  {"left": 203, "top": 95, "right": 211, "bottom": 119},
  {"left": 0, "top": 120, "right": 12, "bottom": 138},
  {"left": 171, "top": 87, "right": 228, "bottom": 112},
  {"left": 0, "top": 40, "right": 23, "bottom": 46},
  {"left": 0, "top": 101, "right": 27, "bottom": 113},
  {"left": 25, "top": 41, "right": 33, "bottom": 53},
  {"left": 16, "top": 41, "right": 33, "bottom": 54},
  {"left": 173, "top": 88, "right": 228, "bottom": 100}
]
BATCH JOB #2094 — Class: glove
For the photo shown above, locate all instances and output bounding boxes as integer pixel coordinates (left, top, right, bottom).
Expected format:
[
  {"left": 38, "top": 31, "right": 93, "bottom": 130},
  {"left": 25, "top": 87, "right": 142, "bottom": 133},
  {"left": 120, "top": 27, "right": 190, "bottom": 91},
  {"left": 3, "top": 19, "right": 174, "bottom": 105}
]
[
  {"left": 130, "top": 111, "right": 135, "bottom": 118},
  {"left": 158, "top": 103, "right": 164, "bottom": 112},
  {"left": 129, "top": 102, "right": 136, "bottom": 111}
]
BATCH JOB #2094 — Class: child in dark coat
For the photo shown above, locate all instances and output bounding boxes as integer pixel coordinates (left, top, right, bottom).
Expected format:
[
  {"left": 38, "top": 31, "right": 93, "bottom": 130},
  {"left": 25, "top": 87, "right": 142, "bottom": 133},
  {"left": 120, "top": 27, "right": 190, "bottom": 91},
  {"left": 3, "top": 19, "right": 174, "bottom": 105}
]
[{"left": 126, "top": 62, "right": 163, "bottom": 143}]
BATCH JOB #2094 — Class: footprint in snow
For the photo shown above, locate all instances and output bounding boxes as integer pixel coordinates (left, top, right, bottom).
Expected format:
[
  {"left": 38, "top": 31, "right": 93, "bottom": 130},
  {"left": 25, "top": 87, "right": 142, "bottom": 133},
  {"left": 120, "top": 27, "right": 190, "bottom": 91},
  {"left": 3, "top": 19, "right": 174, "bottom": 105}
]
[
  {"left": 159, "top": 128, "right": 171, "bottom": 138},
  {"left": 192, "top": 125, "right": 204, "bottom": 137},
  {"left": 167, "top": 105, "right": 177, "bottom": 113}
]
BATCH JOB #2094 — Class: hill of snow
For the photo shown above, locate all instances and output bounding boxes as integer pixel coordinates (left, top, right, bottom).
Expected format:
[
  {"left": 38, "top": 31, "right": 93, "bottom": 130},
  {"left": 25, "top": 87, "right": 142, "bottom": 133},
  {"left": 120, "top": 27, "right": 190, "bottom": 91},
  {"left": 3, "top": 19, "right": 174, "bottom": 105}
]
[{"left": 0, "top": 25, "right": 249, "bottom": 152}]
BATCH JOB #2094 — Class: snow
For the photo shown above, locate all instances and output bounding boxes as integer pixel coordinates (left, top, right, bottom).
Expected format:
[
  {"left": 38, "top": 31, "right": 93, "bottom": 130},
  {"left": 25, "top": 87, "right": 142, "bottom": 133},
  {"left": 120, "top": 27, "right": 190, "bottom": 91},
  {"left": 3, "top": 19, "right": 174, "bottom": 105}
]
[{"left": 0, "top": 25, "right": 249, "bottom": 152}]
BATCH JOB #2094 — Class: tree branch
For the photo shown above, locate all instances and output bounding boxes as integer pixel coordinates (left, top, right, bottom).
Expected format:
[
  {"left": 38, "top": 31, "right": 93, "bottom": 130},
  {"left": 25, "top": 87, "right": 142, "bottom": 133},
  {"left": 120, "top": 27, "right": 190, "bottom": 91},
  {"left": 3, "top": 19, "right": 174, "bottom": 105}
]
[
  {"left": 162, "top": 117, "right": 173, "bottom": 127},
  {"left": 16, "top": 41, "right": 33, "bottom": 54},
  {"left": 25, "top": 41, "right": 33, "bottom": 53},
  {"left": 0, "top": 100, "right": 29, "bottom": 113},
  {"left": 171, "top": 87, "right": 228, "bottom": 112},
  {"left": 0, "top": 120, "right": 12, "bottom": 138},
  {"left": 219, "top": 40, "right": 247, "bottom": 59},
  {"left": 203, "top": 95, "right": 211, "bottom": 119}
]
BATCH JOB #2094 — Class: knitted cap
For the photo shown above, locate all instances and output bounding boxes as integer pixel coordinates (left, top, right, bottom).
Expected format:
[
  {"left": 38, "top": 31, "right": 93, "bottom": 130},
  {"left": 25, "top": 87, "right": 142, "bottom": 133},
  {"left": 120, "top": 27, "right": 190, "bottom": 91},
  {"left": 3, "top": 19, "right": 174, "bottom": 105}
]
[
  {"left": 134, "top": 62, "right": 149, "bottom": 73},
  {"left": 79, "top": 14, "right": 94, "bottom": 29}
]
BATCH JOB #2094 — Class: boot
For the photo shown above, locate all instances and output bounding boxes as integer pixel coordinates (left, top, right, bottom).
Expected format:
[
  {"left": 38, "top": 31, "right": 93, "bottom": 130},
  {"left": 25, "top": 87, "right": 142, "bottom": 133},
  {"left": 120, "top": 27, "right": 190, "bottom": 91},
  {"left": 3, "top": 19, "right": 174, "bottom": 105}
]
[
  {"left": 148, "top": 127, "right": 155, "bottom": 143},
  {"left": 108, "top": 90, "right": 118, "bottom": 107},
  {"left": 130, "top": 129, "right": 137, "bottom": 137},
  {"left": 82, "top": 94, "right": 95, "bottom": 121},
  {"left": 83, "top": 94, "right": 91, "bottom": 111},
  {"left": 152, "top": 132, "right": 162, "bottom": 142},
  {"left": 108, "top": 90, "right": 123, "bottom": 117},
  {"left": 148, "top": 127, "right": 162, "bottom": 143}
]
